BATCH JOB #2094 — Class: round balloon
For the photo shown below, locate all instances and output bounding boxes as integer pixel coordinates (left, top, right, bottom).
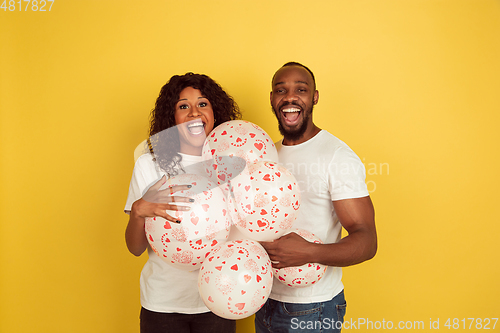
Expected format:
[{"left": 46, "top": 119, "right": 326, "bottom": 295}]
[
  {"left": 274, "top": 229, "right": 327, "bottom": 287},
  {"left": 145, "top": 173, "right": 231, "bottom": 271},
  {"left": 202, "top": 120, "right": 279, "bottom": 187},
  {"left": 228, "top": 161, "right": 300, "bottom": 241},
  {"left": 198, "top": 239, "right": 273, "bottom": 319}
]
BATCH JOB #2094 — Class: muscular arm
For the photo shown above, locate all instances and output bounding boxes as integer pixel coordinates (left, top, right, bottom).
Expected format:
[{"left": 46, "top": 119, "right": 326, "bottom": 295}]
[{"left": 261, "top": 196, "right": 377, "bottom": 268}]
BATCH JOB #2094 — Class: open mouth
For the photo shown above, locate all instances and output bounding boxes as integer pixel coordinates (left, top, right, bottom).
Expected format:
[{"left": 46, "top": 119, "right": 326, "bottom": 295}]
[
  {"left": 186, "top": 119, "right": 206, "bottom": 135},
  {"left": 281, "top": 106, "right": 301, "bottom": 124}
]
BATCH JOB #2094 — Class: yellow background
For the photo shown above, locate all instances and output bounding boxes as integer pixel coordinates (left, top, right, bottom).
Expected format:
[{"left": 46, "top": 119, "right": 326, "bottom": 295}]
[{"left": 1, "top": 1, "right": 499, "bottom": 332}]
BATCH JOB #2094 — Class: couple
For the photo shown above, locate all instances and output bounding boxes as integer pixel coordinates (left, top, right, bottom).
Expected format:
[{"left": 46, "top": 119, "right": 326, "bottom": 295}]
[{"left": 124, "top": 63, "right": 378, "bottom": 333}]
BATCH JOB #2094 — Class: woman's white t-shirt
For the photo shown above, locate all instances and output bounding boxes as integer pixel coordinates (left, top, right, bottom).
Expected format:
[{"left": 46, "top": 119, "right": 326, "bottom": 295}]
[{"left": 124, "top": 153, "right": 209, "bottom": 313}]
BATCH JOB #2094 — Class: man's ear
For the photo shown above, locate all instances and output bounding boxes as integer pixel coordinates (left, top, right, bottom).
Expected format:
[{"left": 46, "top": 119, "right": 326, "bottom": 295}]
[{"left": 313, "top": 90, "right": 319, "bottom": 105}]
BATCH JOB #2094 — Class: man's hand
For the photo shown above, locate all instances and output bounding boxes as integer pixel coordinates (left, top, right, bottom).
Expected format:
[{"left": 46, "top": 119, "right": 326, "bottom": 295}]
[
  {"left": 261, "top": 196, "right": 377, "bottom": 268},
  {"left": 260, "top": 232, "right": 317, "bottom": 269}
]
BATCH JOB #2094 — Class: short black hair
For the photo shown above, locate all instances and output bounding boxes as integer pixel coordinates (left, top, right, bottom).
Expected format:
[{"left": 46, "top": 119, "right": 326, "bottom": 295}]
[{"left": 273, "top": 62, "right": 316, "bottom": 90}]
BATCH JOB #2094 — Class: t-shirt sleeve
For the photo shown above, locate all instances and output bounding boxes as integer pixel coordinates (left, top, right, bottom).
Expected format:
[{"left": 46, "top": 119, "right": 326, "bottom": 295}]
[
  {"left": 124, "top": 155, "right": 159, "bottom": 213},
  {"left": 328, "top": 146, "right": 369, "bottom": 201}
]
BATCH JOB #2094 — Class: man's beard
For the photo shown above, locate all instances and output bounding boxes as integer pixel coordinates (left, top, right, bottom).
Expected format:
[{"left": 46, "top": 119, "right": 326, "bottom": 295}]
[{"left": 274, "top": 103, "right": 313, "bottom": 142}]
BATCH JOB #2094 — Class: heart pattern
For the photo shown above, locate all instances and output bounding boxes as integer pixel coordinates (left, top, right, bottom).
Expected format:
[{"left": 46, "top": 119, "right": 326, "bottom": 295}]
[
  {"left": 197, "top": 239, "right": 273, "bottom": 320},
  {"left": 229, "top": 161, "right": 301, "bottom": 241},
  {"left": 274, "top": 229, "right": 327, "bottom": 288},
  {"left": 201, "top": 120, "right": 279, "bottom": 188},
  {"left": 144, "top": 173, "right": 231, "bottom": 271}
]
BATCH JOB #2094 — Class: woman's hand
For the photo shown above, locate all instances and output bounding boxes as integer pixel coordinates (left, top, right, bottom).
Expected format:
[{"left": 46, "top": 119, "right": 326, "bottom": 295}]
[
  {"left": 133, "top": 175, "right": 192, "bottom": 223},
  {"left": 125, "top": 175, "right": 192, "bottom": 256}
]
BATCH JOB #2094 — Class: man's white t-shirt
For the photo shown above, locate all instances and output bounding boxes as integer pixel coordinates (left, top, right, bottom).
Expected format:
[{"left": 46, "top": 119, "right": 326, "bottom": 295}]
[
  {"left": 270, "top": 130, "right": 369, "bottom": 303},
  {"left": 124, "top": 153, "right": 210, "bottom": 313}
]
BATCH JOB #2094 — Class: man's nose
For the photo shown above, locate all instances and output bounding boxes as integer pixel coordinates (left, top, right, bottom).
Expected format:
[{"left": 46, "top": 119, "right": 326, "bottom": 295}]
[{"left": 284, "top": 91, "right": 298, "bottom": 102}]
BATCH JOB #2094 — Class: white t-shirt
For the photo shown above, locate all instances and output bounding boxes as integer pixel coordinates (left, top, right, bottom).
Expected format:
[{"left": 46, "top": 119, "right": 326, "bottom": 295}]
[
  {"left": 124, "top": 153, "right": 210, "bottom": 314},
  {"left": 270, "top": 130, "right": 369, "bottom": 303}
]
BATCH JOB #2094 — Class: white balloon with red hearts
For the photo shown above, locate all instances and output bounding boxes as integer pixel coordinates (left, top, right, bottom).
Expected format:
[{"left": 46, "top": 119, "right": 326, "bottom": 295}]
[
  {"left": 145, "top": 173, "right": 231, "bottom": 271},
  {"left": 274, "top": 229, "right": 327, "bottom": 287},
  {"left": 202, "top": 120, "right": 279, "bottom": 187},
  {"left": 198, "top": 239, "right": 273, "bottom": 319},
  {"left": 228, "top": 160, "right": 300, "bottom": 242}
]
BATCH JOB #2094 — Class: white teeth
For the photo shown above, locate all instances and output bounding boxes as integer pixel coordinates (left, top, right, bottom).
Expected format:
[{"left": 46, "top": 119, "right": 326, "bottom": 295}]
[
  {"left": 282, "top": 108, "right": 301, "bottom": 113},
  {"left": 187, "top": 121, "right": 204, "bottom": 128},
  {"left": 187, "top": 120, "right": 205, "bottom": 135}
]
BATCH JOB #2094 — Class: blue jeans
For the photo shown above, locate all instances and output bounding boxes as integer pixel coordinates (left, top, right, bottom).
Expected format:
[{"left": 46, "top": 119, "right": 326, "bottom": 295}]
[{"left": 255, "top": 290, "right": 346, "bottom": 333}]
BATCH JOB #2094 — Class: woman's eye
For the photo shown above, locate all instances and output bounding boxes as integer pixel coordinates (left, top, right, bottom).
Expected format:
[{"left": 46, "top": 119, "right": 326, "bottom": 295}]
[
  {"left": 179, "top": 104, "right": 189, "bottom": 109},
  {"left": 199, "top": 102, "right": 207, "bottom": 107}
]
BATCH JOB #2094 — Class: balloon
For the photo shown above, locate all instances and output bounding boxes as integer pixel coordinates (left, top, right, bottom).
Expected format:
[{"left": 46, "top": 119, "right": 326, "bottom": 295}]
[
  {"left": 202, "top": 120, "right": 279, "bottom": 187},
  {"left": 274, "top": 229, "right": 327, "bottom": 287},
  {"left": 198, "top": 239, "right": 273, "bottom": 319},
  {"left": 228, "top": 161, "right": 300, "bottom": 241},
  {"left": 145, "top": 173, "right": 231, "bottom": 271}
]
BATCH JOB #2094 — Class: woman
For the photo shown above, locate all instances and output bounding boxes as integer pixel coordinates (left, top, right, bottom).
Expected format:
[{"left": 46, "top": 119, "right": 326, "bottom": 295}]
[{"left": 124, "top": 73, "right": 241, "bottom": 333}]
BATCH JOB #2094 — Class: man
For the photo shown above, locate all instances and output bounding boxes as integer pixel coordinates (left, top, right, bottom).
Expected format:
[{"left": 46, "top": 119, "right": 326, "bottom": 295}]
[{"left": 256, "top": 62, "right": 377, "bottom": 333}]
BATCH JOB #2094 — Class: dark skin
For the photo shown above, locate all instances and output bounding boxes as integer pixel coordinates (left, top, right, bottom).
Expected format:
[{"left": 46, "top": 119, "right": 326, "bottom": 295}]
[
  {"left": 261, "top": 65, "right": 377, "bottom": 269},
  {"left": 125, "top": 87, "right": 216, "bottom": 257},
  {"left": 125, "top": 175, "right": 192, "bottom": 256},
  {"left": 261, "top": 196, "right": 376, "bottom": 269}
]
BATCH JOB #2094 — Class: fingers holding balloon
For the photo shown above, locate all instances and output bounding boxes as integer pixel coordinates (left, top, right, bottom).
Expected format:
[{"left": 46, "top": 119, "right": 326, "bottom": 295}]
[
  {"left": 148, "top": 203, "right": 182, "bottom": 223},
  {"left": 260, "top": 233, "right": 315, "bottom": 269},
  {"left": 143, "top": 180, "right": 193, "bottom": 205},
  {"left": 131, "top": 199, "right": 185, "bottom": 223},
  {"left": 167, "top": 184, "right": 192, "bottom": 196},
  {"left": 272, "top": 229, "right": 328, "bottom": 288},
  {"left": 259, "top": 240, "right": 284, "bottom": 269},
  {"left": 145, "top": 173, "right": 231, "bottom": 271}
]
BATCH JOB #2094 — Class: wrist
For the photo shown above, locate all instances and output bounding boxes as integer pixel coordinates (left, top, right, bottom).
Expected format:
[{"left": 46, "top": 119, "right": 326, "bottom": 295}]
[
  {"left": 131, "top": 199, "right": 146, "bottom": 220},
  {"left": 308, "top": 242, "right": 325, "bottom": 264}
]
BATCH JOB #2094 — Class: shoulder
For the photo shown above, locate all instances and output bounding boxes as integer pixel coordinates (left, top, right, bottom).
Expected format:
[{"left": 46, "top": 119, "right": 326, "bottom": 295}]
[
  {"left": 306, "top": 132, "right": 364, "bottom": 174},
  {"left": 135, "top": 153, "right": 155, "bottom": 167},
  {"left": 132, "top": 153, "right": 160, "bottom": 178},
  {"left": 298, "top": 131, "right": 355, "bottom": 163},
  {"left": 317, "top": 130, "right": 358, "bottom": 155},
  {"left": 317, "top": 130, "right": 349, "bottom": 149}
]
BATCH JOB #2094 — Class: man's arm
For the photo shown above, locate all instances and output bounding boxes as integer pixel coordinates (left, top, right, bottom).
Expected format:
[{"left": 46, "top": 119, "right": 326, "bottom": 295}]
[{"left": 261, "top": 196, "right": 377, "bottom": 269}]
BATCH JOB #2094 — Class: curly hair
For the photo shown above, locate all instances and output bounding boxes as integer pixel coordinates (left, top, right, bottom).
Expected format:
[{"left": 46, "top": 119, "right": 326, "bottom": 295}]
[{"left": 148, "top": 73, "right": 241, "bottom": 176}]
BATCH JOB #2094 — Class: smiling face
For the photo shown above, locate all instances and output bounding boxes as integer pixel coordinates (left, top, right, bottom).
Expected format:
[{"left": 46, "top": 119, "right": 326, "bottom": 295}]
[
  {"left": 175, "top": 86, "right": 215, "bottom": 155},
  {"left": 271, "top": 65, "right": 319, "bottom": 145}
]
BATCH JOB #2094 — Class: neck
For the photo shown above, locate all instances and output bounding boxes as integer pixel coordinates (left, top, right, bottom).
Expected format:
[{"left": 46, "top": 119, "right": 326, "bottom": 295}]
[
  {"left": 282, "top": 124, "right": 321, "bottom": 146},
  {"left": 179, "top": 144, "right": 203, "bottom": 156}
]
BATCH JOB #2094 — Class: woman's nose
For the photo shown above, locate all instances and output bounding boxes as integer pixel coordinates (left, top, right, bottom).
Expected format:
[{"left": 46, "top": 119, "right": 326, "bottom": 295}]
[{"left": 189, "top": 105, "right": 202, "bottom": 116}]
